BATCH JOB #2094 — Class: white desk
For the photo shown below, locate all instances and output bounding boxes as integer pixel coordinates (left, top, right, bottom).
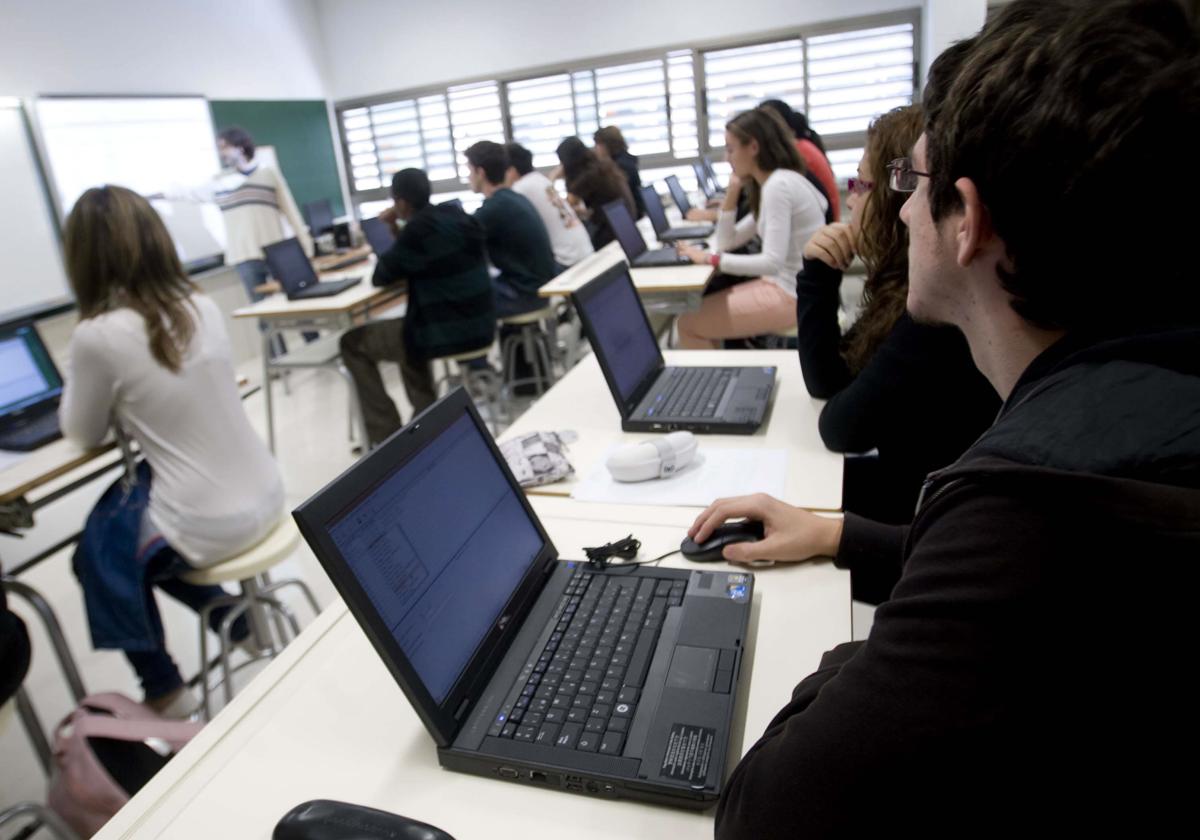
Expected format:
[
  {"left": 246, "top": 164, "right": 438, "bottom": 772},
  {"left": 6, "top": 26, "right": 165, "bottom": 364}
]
[
  {"left": 501, "top": 349, "right": 843, "bottom": 518},
  {"left": 95, "top": 517, "right": 850, "bottom": 840},
  {"left": 232, "top": 259, "right": 405, "bottom": 452}
]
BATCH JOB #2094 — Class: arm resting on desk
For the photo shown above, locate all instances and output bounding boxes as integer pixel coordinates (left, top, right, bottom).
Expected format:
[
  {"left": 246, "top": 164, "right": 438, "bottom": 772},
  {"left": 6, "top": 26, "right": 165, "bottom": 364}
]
[{"left": 58, "top": 322, "right": 116, "bottom": 449}]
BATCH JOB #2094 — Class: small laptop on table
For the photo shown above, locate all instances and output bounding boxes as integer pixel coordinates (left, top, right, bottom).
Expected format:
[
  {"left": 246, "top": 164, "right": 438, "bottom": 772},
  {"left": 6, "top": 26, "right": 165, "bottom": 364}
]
[
  {"left": 360, "top": 216, "right": 396, "bottom": 257},
  {"left": 692, "top": 161, "right": 722, "bottom": 201},
  {"left": 263, "top": 238, "right": 362, "bottom": 301},
  {"left": 293, "top": 388, "right": 754, "bottom": 809},
  {"left": 571, "top": 263, "right": 775, "bottom": 434},
  {"left": 0, "top": 321, "right": 63, "bottom": 451},
  {"left": 640, "top": 186, "right": 713, "bottom": 243},
  {"left": 601, "top": 200, "right": 692, "bottom": 269}
]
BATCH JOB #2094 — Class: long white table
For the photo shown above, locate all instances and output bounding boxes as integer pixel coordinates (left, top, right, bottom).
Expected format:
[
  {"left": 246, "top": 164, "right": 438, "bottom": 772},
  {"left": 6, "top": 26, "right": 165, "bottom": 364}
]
[
  {"left": 501, "top": 349, "right": 843, "bottom": 517},
  {"left": 95, "top": 516, "right": 850, "bottom": 840}
]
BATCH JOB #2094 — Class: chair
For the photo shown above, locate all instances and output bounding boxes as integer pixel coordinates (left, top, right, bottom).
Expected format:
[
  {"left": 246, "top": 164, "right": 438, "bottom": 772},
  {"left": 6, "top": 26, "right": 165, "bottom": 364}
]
[
  {"left": 432, "top": 345, "right": 506, "bottom": 434},
  {"left": 499, "top": 306, "right": 558, "bottom": 400},
  {"left": 177, "top": 517, "right": 318, "bottom": 720}
]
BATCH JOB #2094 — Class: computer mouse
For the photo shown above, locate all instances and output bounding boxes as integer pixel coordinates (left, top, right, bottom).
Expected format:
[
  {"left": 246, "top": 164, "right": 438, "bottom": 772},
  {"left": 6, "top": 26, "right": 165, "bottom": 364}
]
[
  {"left": 680, "top": 519, "right": 765, "bottom": 563},
  {"left": 274, "top": 799, "right": 455, "bottom": 840}
]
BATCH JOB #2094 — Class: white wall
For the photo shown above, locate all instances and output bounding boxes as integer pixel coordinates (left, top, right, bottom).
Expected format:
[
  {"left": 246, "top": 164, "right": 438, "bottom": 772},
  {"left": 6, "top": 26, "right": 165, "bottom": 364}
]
[
  {"left": 315, "top": 0, "right": 921, "bottom": 102},
  {"left": 921, "top": 0, "right": 987, "bottom": 82},
  {"left": 0, "top": 0, "right": 329, "bottom": 98}
]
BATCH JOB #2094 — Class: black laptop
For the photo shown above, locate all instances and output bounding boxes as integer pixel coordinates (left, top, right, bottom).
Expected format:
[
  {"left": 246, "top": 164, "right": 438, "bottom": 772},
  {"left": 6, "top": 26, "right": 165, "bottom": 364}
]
[
  {"left": 665, "top": 175, "right": 699, "bottom": 219},
  {"left": 263, "top": 238, "right": 362, "bottom": 300},
  {"left": 0, "top": 321, "right": 64, "bottom": 451},
  {"left": 293, "top": 388, "right": 755, "bottom": 809},
  {"left": 571, "top": 263, "right": 775, "bottom": 434},
  {"left": 360, "top": 216, "right": 396, "bottom": 257},
  {"left": 601, "top": 200, "right": 692, "bottom": 268},
  {"left": 639, "top": 186, "right": 713, "bottom": 243}
]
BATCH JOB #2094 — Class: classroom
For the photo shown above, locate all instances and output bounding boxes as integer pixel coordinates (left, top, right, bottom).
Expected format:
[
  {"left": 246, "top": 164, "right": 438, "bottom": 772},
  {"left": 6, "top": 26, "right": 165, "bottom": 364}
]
[{"left": 2, "top": 0, "right": 1196, "bottom": 837}]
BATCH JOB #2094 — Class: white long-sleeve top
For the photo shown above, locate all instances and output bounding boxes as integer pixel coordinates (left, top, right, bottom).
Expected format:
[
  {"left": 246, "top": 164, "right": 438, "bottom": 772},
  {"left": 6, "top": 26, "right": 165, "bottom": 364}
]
[
  {"left": 59, "top": 295, "right": 284, "bottom": 566},
  {"left": 166, "top": 163, "right": 313, "bottom": 266},
  {"left": 714, "top": 169, "right": 828, "bottom": 297}
]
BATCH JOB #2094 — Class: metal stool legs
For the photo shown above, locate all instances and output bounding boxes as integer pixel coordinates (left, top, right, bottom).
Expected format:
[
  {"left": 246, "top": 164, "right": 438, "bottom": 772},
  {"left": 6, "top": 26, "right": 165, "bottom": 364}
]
[{"left": 0, "top": 801, "right": 80, "bottom": 840}]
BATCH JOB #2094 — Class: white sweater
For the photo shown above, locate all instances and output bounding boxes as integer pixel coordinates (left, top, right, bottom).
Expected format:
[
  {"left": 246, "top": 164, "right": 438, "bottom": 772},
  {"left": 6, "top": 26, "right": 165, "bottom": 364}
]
[
  {"left": 511, "top": 171, "right": 594, "bottom": 267},
  {"left": 714, "top": 169, "right": 828, "bottom": 297},
  {"left": 59, "top": 295, "right": 284, "bottom": 566}
]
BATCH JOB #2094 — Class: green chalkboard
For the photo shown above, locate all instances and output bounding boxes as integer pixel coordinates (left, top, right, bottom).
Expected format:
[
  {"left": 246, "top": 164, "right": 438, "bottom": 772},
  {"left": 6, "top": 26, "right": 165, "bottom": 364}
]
[{"left": 209, "top": 100, "right": 344, "bottom": 217}]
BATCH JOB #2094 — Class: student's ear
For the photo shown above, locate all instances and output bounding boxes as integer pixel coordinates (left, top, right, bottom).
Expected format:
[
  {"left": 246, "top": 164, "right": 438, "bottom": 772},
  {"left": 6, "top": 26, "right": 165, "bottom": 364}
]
[{"left": 952, "top": 177, "right": 994, "bottom": 268}]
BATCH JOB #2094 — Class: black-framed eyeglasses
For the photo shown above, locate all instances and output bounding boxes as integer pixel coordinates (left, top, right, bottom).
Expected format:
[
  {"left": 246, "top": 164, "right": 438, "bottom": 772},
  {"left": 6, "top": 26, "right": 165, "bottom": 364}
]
[{"left": 887, "top": 158, "right": 930, "bottom": 193}]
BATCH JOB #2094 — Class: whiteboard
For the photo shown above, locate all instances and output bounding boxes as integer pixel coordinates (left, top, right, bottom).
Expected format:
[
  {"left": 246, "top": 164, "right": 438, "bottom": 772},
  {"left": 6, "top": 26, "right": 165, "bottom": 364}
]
[
  {"left": 34, "top": 96, "right": 227, "bottom": 269},
  {"left": 0, "top": 101, "right": 72, "bottom": 324}
]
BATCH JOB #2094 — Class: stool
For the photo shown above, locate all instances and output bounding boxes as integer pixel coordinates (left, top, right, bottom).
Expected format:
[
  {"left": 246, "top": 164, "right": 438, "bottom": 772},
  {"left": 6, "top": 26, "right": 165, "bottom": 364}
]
[
  {"left": 179, "top": 517, "right": 317, "bottom": 720},
  {"left": 433, "top": 345, "right": 506, "bottom": 434},
  {"left": 500, "top": 307, "right": 557, "bottom": 400}
]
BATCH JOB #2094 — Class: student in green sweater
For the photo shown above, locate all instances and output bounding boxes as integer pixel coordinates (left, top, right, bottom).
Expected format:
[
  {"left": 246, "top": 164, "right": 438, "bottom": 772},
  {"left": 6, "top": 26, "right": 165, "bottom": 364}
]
[
  {"left": 464, "top": 141, "right": 558, "bottom": 317},
  {"left": 339, "top": 169, "right": 495, "bottom": 446}
]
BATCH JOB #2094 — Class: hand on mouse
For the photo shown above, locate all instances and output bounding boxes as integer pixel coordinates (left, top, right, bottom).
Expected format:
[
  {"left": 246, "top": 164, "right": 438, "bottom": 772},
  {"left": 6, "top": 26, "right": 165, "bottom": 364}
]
[{"left": 688, "top": 493, "right": 843, "bottom": 566}]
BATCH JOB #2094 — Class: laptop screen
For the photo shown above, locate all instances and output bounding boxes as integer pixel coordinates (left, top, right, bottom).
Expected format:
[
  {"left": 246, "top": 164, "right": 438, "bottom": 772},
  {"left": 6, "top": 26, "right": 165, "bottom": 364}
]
[
  {"left": 324, "top": 410, "right": 544, "bottom": 704},
  {"left": 361, "top": 217, "right": 395, "bottom": 257},
  {"left": 0, "top": 323, "right": 62, "bottom": 417},
  {"left": 601, "top": 199, "right": 647, "bottom": 261},
  {"left": 665, "top": 176, "right": 691, "bottom": 216},
  {"left": 305, "top": 199, "right": 334, "bottom": 234},
  {"left": 574, "top": 265, "right": 661, "bottom": 405},
  {"left": 263, "top": 238, "right": 317, "bottom": 293},
  {"left": 640, "top": 186, "right": 669, "bottom": 235}
]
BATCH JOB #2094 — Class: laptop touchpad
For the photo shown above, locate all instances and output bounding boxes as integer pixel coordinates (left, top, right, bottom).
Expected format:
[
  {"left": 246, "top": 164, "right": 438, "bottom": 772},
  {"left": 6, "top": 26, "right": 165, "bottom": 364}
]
[{"left": 665, "top": 645, "right": 717, "bottom": 691}]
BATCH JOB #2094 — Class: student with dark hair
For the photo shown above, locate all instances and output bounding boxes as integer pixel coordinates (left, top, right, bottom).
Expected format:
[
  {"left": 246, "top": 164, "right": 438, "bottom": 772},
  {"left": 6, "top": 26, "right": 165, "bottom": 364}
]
[
  {"left": 61, "top": 186, "right": 283, "bottom": 717},
  {"left": 795, "top": 103, "right": 998, "bottom": 532},
  {"left": 695, "top": 1, "right": 1200, "bottom": 834},
  {"left": 554, "top": 136, "right": 636, "bottom": 248},
  {"left": 675, "top": 107, "right": 827, "bottom": 348},
  {"left": 339, "top": 168, "right": 495, "bottom": 446},
  {"left": 504, "top": 142, "right": 593, "bottom": 270},
  {"left": 759, "top": 99, "right": 839, "bottom": 221},
  {"left": 593, "top": 125, "right": 645, "bottom": 218}
]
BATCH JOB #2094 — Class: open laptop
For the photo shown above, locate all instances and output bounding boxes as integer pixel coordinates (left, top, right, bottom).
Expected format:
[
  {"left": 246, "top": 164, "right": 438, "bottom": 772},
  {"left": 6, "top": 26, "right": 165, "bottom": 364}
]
[
  {"left": 571, "top": 263, "right": 776, "bottom": 434},
  {"left": 0, "top": 321, "right": 64, "bottom": 451},
  {"left": 360, "top": 216, "right": 396, "bottom": 257},
  {"left": 639, "top": 186, "right": 713, "bottom": 243},
  {"left": 263, "top": 238, "right": 362, "bottom": 300},
  {"left": 293, "top": 388, "right": 754, "bottom": 809},
  {"left": 691, "top": 162, "right": 719, "bottom": 202},
  {"left": 665, "top": 175, "right": 698, "bottom": 219},
  {"left": 702, "top": 157, "right": 723, "bottom": 194},
  {"left": 304, "top": 198, "right": 334, "bottom": 235},
  {"left": 601, "top": 200, "right": 692, "bottom": 268}
]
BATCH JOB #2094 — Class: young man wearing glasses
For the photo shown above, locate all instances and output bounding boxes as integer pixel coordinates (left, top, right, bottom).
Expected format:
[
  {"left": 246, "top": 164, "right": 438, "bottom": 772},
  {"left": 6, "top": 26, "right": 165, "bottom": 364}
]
[{"left": 695, "top": 2, "right": 1200, "bottom": 836}]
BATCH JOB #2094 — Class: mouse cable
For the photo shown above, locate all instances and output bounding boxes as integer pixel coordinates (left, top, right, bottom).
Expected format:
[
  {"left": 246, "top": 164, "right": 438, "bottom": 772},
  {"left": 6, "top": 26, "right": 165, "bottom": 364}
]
[{"left": 583, "top": 535, "right": 680, "bottom": 571}]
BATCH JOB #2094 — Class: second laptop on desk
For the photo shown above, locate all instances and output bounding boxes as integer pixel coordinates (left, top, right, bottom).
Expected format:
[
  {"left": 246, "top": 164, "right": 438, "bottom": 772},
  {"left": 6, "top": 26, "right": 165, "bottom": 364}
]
[
  {"left": 263, "top": 238, "right": 363, "bottom": 301},
  {"left": 572, "top": 262, "right": 775, "bottom": 434}
]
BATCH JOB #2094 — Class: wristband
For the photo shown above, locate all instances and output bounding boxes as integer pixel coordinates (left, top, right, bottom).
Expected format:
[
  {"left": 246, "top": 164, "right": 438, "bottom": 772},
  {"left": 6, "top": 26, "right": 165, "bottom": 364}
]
[{"left": 709, "top": 253, "right": 721, "bottom": 268}]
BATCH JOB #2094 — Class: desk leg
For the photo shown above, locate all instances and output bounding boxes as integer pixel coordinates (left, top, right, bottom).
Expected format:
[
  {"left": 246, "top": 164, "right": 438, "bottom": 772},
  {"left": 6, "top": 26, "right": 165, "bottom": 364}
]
[{"left": 262, "top": 325, "right": 276, "bottom": 453}]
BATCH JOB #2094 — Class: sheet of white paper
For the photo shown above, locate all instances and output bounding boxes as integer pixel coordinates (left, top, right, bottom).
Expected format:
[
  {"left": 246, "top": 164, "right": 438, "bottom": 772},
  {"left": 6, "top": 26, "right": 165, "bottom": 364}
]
[
  {"left": 571, "top": 447, "right": 788, "bottom": 507},
  {"left": 0, "top": 448, "right": 32, "bottom": 474}
]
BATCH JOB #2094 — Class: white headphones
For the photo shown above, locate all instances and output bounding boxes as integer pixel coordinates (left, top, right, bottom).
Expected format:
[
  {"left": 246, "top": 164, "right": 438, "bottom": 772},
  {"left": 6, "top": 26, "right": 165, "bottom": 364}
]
[{"left": 605, "top": 431, "right": 698, "bottom": 483}]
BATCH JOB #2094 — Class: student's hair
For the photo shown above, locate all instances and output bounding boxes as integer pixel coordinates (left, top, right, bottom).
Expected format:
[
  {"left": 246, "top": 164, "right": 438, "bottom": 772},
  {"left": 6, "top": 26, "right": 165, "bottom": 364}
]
[
  {"left": 390, "top": 168, "right": 431, "bottom": 210},
  {"left": 217, "top": 126, "right": 255, "bottom": 161},
  {"left": 464, "top": 141, "right": 508, "bottom": 185},
  {"left": 841, "top": 105, "right": 925, "bottom": 373},
  {"left": 758, "top": 99, "right": 826, "bottom": 154},
  {"left": 593, "top": 126, "right": 629, "bottom": 157},
  {"left": 725, "top": 108, "right": 807, "bottom": 218},
  {"left": 64, "top": 186, "right": 198, "bottom": 373},
  {"left": 923, "top": 0, "right": 1200, "bottom": 332},
  {"left": 505, "top": 143, "right": 535, "bottom": 176},
  {"left": 555, "top": 136, "right": 593, "bottom": 182}
]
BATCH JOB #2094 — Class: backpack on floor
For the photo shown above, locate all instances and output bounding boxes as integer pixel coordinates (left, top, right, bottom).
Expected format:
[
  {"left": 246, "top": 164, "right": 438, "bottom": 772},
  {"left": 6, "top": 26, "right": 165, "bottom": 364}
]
[{"left": 46, "top": 692, "right": 202, "bottom": 837}]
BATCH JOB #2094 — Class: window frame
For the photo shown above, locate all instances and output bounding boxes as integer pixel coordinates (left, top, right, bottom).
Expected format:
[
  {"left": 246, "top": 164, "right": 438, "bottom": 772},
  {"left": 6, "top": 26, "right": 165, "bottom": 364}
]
[{"left": 335, "top": 9, "right": 920, "bottom": 211}]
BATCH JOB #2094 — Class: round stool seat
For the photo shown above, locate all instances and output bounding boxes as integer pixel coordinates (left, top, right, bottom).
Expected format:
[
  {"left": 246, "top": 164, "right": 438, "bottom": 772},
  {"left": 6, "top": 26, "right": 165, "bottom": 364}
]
[
  {"left": 179, "top": 516, "right": 301, "bottom": 586},
  {"left": 499, "top": 306, "right": 555, "bottom": 326},
  {"left": 436, "top": 345, "right": 492, "bottom": 364}
]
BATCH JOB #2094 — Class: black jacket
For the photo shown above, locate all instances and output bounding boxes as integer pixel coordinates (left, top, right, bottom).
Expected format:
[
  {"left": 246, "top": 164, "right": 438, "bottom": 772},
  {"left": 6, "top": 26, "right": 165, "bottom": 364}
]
[
  {"left": 796, "top": 257, "right": 999, "bottom": 524},
  {"left": 612, "top": 151, "right": 645, "bottom": 218},
  {"left": 717, "top": 327, "right": 1200, "bottom": 838}
]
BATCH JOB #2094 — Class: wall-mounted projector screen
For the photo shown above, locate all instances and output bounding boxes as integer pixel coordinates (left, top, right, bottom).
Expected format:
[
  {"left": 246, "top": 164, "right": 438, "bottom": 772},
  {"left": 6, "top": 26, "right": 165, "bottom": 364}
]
[
  {"left": 0, "top": 100, "right": 73, "bottom": 324},
  {"left": 35, "top": 96, "right": 227, "bottom": 271}
]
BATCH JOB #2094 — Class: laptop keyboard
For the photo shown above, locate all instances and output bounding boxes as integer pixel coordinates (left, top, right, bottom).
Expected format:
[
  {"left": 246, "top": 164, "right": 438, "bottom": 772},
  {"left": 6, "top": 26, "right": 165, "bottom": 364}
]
[
  {"left": 651, "top": 368, "right": 733, "bottom": 419},
  {"left": 488, "top": 566, "right": 686, "bottom": 756}
]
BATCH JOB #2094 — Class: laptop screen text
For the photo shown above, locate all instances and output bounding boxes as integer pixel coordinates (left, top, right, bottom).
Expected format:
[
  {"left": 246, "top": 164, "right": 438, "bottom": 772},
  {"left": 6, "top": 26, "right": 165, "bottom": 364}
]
[
  {"left": 327, "top": 412, "right": 543, "bottom": 704},
  {"left": 0, "top": 327, "right": 61, "bottom": 416},
  {"left": 578, "top": 269, "right": 662, "bottom": 405}
]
